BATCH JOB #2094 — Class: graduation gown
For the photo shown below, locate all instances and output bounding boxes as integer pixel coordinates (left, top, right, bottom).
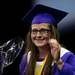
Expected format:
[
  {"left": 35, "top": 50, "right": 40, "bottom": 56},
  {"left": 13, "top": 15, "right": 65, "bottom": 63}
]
[{"left": 19, "top": 47, "right": 75, "bottom": 75}]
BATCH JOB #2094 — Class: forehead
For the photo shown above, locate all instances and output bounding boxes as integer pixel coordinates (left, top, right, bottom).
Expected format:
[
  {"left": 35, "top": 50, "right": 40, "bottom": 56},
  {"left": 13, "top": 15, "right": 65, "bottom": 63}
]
[{"left": 31, "top": 23, "right": 50, "bottom": 29}]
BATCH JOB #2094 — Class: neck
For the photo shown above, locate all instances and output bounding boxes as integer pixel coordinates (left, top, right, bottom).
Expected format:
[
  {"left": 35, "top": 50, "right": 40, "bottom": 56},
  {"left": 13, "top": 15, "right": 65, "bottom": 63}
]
[{"left": 38, "top": 45, "right": 50, "bottom": 60}]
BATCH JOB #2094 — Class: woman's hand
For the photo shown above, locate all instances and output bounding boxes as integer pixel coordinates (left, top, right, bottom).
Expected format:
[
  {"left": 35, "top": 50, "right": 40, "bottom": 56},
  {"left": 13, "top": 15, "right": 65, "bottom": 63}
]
[
  {"left": 48, "top": 39, "right": 64, "bottom": 70},
  {"left": 48, "top": 39, "right": 60, "bottom": 61}
]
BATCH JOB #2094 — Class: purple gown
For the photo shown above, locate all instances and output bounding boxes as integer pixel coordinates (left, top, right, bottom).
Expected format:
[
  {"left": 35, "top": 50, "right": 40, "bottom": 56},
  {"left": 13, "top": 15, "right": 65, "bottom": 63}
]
[{"left": 19, "top": 47, "right": 75, "bottom": 75}]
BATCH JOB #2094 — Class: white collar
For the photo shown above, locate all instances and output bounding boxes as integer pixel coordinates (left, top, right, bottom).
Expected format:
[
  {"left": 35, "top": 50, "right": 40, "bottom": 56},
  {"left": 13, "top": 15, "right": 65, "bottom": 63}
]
[{"left": 60, "top": 47, "right": 70, "bottom": 58}]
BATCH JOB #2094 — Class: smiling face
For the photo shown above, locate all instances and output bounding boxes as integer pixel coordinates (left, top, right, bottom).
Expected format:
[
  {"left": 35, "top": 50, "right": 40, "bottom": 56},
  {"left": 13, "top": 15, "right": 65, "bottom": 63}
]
[{"left": 31, "top": 23, "right": 52, "bottom": 48}]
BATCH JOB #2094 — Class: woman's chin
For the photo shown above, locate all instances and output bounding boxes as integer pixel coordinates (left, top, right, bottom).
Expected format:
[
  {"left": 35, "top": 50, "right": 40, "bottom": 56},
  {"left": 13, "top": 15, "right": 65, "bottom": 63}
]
[{"left": 35, "top": 43, "right": 47, "bottom": 47}]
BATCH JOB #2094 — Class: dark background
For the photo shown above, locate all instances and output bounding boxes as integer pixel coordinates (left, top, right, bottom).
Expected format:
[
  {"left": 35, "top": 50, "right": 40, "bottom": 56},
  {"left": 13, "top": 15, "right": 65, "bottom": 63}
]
[
  {"left": 1, "top": 0, "right": 33, "bottom": 75},
  {"left": 0, "top": 0, "right": 33, "bottom": 44}
]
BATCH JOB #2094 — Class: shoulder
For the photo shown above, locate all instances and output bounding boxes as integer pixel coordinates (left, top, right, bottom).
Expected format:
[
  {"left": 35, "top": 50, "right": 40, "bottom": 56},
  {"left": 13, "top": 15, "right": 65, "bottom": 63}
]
[
  {"left": 60, "top": 47, "right": 75, "bottom": 58},
  {"left": 19, "top": 51, "right": 31, "bottom": 75},
  {"left": 21, "top": 51, "right": 31, "bottom": 63},
  {"left": 60, "top": 47, "right": 70, "bottom": 58},
  {"left": 60, "top": 47, "right": 75, "bottom": 60}
]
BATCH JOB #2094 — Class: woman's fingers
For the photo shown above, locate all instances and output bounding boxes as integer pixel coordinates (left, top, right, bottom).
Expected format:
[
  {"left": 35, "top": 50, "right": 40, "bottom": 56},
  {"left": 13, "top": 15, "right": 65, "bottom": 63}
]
[{"left": 48, "top": 39, "right": 60, "bottom": 60}]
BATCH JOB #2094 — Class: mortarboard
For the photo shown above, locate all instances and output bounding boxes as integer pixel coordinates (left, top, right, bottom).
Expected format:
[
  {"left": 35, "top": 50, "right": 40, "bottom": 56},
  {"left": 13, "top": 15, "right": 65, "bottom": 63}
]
[{"left": 22, "top": 4, "right": 68, "bottom": 27}]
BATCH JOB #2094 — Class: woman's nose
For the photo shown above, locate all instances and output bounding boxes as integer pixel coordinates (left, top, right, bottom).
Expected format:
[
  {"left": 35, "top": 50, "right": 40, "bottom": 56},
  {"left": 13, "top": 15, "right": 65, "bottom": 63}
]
[{"left": 36, "top": 32, "right": 42, "bottom": 38}]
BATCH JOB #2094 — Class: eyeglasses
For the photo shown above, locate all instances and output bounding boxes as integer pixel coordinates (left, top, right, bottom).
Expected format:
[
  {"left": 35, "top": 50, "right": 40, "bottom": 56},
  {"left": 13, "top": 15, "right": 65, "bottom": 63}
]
[{"left": 31, "top": 29, "right": 51, "bottom": 34}]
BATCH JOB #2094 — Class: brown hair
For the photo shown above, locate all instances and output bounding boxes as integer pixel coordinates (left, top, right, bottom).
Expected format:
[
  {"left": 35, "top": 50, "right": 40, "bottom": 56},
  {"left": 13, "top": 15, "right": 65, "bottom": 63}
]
[{"left": 25, "top": 24, "right": 59, "bottom": 75}]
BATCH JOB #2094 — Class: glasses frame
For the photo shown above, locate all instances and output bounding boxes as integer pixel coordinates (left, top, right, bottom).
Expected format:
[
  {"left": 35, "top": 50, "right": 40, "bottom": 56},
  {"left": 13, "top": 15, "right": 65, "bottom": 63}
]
[{"left": 31, "top": 28, "right": 52, "bottom": 35}]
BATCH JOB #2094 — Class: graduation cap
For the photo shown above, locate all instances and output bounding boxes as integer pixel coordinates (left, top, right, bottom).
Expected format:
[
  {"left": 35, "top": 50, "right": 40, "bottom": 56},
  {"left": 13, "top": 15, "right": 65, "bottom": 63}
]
[{"left": 22, "top": 4, "right": 68, "bottom": 27}]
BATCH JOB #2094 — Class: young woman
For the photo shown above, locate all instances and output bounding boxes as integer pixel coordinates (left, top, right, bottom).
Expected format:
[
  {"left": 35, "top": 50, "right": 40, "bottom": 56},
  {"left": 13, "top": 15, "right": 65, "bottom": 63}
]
[{"left": 19, "top": 4, "right": 75, "bottom": 75}]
